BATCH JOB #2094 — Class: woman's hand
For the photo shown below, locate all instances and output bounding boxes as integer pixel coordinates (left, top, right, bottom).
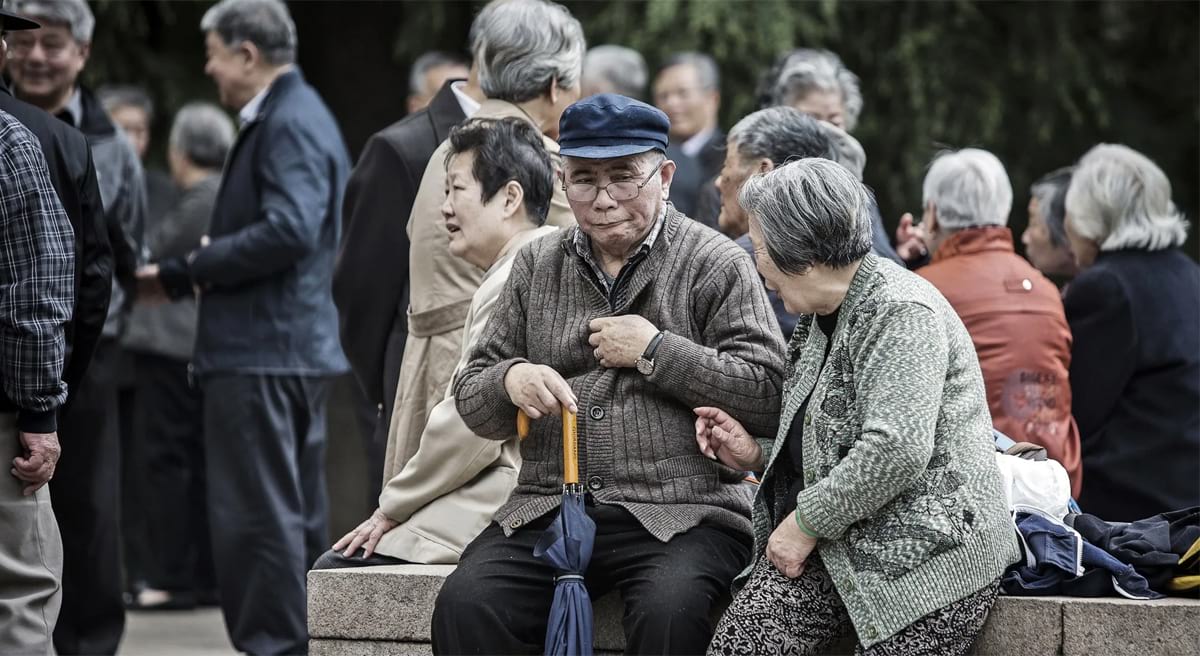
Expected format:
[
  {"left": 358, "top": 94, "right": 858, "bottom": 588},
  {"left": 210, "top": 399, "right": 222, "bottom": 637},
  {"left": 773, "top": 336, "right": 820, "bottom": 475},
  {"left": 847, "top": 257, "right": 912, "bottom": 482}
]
[
  {"left": 332, "top": 508, "right": 399, "bottom": 558},
  {"left": 766, "top": 512, "right": 819, "bottom": 578},
  {"left": 694, "top": 407, "right": 764, "bottom": 470}
]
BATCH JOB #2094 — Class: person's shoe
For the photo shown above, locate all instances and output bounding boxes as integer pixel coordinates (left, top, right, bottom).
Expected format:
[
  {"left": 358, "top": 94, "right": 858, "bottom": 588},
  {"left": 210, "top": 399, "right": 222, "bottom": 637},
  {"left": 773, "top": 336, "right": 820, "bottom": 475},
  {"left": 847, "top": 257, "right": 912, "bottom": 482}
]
[{"left": 127, "top": 588, "right": 197, "bottom": 611}]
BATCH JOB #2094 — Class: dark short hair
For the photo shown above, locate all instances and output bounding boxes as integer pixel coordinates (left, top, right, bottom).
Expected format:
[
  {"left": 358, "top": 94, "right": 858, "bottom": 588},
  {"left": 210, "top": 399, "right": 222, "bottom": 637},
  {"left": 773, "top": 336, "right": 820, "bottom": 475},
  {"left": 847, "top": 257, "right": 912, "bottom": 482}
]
[
  {"left": 408, "top": 50, "right": 470, "bottom": 96},
  {"left": 1030, "top": 166, "right": 1073, "bottom": 248},
  {"left": 445, "top": 117, "right": 554, "bottom": 226}
]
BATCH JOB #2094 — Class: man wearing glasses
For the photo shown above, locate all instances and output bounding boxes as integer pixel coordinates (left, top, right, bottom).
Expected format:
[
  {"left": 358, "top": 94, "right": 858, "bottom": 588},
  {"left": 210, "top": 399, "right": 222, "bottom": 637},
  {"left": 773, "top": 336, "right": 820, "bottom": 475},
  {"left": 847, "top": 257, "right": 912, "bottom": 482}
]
[{"left": 435, "top": 94, "right": 786, "bottom": 655}]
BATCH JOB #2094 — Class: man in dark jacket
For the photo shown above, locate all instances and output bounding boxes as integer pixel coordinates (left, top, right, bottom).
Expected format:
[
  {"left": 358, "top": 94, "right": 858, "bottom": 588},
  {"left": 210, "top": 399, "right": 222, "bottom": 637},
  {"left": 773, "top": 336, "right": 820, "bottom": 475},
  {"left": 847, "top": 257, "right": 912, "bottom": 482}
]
[
  {"left": 333, "top": 73, "right": 475, "bottom": 503},
  {"left": 142, "top": 1, "right": 349, "bottom": 652},
  {"left": 652, "top": 52, "right": 723, "bottom": 227},
  {"left": 5, "top": 1, "right": 146, "bottom": 651}
]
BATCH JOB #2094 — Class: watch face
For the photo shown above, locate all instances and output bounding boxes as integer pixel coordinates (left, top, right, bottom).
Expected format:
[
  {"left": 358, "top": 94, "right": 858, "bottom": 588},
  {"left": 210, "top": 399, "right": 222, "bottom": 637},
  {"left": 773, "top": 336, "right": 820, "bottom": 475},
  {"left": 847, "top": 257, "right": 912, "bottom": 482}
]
[{"left": 636, "top": 358, "right": 654, "bottom": 375}]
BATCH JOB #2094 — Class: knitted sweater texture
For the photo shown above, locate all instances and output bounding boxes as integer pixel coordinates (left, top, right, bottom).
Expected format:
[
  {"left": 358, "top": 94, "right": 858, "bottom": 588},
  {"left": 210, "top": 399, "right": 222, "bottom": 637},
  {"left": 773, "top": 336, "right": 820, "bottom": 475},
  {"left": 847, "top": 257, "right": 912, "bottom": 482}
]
[
  {"left": 752, "top": 255, "right": 1021, "bottom": 646},
  {"left": 454, "top": 207, "right": 787, "bottom": 541}
]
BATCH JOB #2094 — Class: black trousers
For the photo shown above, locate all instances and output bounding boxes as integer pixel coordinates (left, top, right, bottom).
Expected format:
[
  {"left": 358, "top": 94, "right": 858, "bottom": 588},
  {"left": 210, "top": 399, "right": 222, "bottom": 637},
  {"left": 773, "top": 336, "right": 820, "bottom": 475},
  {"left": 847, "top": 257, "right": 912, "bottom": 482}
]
[
  {"left": 52, "top": 338, "right": 125, "bottom": 655},
  {"left": 431, "top": 503, "right": 750, "bottom": 656},
  {"left": 203, "top": 373, "right": 330, "bottom": 656},
  {"left": 133, "top": 353, "right": 214, "bottom": 594}
]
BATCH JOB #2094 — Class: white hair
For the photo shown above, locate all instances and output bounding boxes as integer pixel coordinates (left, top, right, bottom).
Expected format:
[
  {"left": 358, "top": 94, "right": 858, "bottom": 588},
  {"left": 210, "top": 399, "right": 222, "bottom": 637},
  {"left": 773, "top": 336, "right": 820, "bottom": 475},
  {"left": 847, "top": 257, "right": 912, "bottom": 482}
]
[
  {"left": 201, "top": 0, "right": 297, "bottom": 66},
  {"left": 582, "top": 45, "right": 648, "bottom": 100},
  {"left": 11, "top": 0, "right": 93, "bottom": 42},
  {"left": 819, "top": 121, "right": 866, "bottom": 181},
  {"left": 739, "top": 158, "right": 874, "bottom": 274},
  {"left": 169, "top": 102, "right": 235, "bottom": 170},
  {"left": 472, "top": 0, "right": 585, "bottom": 104},
  {"left": 760, "top": 49, "right": 863, "bottom": 132},
  {"left": 1065, "top": 144, "right": 1188, "bottom": 252},
  {"left": 922, "top": 148, "right": 1012, "bottom": 231}
]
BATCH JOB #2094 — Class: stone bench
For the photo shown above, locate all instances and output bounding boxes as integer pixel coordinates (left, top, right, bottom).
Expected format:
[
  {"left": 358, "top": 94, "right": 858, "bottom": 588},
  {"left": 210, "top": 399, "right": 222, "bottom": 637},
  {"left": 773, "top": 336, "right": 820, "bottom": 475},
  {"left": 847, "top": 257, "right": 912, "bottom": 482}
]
[{"left": 308, "top": 564, "right": 1200, "bottom": 655}]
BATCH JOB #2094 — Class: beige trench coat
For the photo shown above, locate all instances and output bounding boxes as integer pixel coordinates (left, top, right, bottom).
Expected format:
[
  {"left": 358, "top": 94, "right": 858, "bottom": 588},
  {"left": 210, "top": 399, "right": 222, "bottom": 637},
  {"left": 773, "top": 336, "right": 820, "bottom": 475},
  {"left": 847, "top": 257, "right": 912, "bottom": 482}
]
[
  {"left": 383, "top": 99, "right": 575, "bottom": 486},
  {"left": 375, "top": 225, "right": 560, "bottom": 562}
]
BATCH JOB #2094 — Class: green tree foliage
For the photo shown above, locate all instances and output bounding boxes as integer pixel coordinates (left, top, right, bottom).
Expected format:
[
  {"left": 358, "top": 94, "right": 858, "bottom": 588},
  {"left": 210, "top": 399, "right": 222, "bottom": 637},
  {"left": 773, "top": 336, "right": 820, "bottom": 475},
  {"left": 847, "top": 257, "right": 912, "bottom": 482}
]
[{"left": 85, "top": 0, "right": 1198, "bottom": 255}]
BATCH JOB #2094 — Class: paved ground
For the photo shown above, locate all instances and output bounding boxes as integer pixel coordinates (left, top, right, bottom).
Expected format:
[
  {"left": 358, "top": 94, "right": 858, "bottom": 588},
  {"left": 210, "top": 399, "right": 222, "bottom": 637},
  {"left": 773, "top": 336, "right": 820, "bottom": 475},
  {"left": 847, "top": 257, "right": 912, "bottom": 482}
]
[{"left": 123, "top": 609, "right": 234, "bottom": 655}]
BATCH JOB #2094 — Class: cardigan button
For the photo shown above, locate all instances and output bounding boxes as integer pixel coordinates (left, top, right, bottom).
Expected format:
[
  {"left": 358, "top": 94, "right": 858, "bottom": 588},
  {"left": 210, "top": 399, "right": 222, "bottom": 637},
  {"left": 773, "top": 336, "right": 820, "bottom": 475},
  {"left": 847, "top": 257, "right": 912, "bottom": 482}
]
[
  {"left": 804, "top": 471, "right": 815, "bottom": 484},
  {"left": 588, "top": 475, "right": 604, "bottom": 491},
  {"left": 589, "top": 405, "right": 605, "bottom": 421},
  {"left": 843, "top": 579, "right": 856, "bottom": 593},
  {"left": 509, "top": 518, "right": 524, "bottom": 529},
  {"left": 804, "top": 413, "right": 812, "bottom": 427},
  {"left": 863, "top": 626, "right": 877, "bottom": 640}
]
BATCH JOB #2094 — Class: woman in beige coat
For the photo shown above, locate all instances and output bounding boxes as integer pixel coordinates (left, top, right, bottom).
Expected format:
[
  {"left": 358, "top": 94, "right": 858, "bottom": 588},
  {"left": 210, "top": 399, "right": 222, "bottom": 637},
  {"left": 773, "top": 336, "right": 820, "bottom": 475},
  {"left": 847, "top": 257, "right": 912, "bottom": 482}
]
[{"left": 313, "top": 117, "right": 561, "bottom": 568}]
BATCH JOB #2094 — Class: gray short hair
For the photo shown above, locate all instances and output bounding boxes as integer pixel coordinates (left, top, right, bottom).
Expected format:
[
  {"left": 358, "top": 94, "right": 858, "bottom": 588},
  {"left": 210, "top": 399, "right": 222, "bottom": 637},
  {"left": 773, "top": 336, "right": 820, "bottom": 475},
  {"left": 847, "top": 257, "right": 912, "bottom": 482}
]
[
  {"left": 201, "top": 0, "right": 297, "bottom": 66},
  {"left": 727, "top": 106, "right": 832, "bottom": 168},
  {"left": 819, "top": 122, "right": 866, "bottom": 181},
  {"left": 169, "top": 102, "right": 235, "bottom": 170},
  {"left": 1030, "top": 167, "right": 1073, "bottom": 248},
  {"left": 472, "top": 0, "right": 585, "bottom": 104},
  {"left": 758, "top": 49, "right": 863, "bottom": 131},
  {"left": 408, "top": 51, "right": 470, "bottom": 96},
  {"left": 10, "top": 0, "right": 93, "bottom": 42},
  {"left": 582, "top": 45, "right": 648, "bottom": 99},
  {"left": 922, "top": 148, "right": 1012, "bottom": 231},
  {"left": 1065, "top": 144, "right": 1189, "bottom": 252},
  {"left": 97, "top": 85, "right": 154, "bottom": 122},
  {"left": 657, "top": 52, "right": 720, "bottom": 91},
  {"left": 739, "top": 158, "right": 874, "bottom": 274}
]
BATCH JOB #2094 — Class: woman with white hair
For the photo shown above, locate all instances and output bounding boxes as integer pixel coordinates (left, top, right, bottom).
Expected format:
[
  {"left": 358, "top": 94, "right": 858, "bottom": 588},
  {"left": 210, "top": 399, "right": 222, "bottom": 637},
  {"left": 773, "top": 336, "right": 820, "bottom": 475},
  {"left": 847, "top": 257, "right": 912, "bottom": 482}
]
[
  {"left": 1062, "top": 143, "right": 1199, "bottom": 522},
  {"left": 700, "top": 158, "right": 1018, "bottom": 655},
  {"left": 756, "top": 48, "right": 863, "bottom": 132}
]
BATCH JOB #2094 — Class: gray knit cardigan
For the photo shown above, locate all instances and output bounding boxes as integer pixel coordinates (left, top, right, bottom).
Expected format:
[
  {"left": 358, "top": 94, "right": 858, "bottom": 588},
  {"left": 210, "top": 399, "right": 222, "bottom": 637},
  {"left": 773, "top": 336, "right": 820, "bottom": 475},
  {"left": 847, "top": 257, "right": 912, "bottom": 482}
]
[
  {"left": 751, "top": 254, "right": 1020, "bottom": 646},
  {"left": 454, "top": 207, "right": 787, "bottom": 542}
]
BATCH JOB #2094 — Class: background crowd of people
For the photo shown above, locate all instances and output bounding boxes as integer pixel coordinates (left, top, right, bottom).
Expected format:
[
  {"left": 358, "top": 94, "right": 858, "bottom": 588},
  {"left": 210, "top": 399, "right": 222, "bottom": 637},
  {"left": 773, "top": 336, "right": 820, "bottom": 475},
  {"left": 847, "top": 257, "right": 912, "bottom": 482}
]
[{"left": 0, "top": 0, "right": 1196, "bottom": 654}]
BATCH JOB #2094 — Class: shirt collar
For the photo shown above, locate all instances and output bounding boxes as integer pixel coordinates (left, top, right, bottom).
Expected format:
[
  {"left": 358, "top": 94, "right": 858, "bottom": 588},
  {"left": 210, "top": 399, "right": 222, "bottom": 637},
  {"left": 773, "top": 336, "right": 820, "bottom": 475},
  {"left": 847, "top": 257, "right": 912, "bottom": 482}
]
[
  {"left": 239, "top": 83, "right": 273, "bottom": 126},
  {"left": 573, "top": 202, "right": 668, "bottom": 265},
  {"left": 680, "top": 127, "right": 715, "bottom": 158},
  {"left": 59, "top": 88, "right": 83, "bottom": 128},
  {"left": 451, "top": 81, "right": 481, "bottom": 119}
]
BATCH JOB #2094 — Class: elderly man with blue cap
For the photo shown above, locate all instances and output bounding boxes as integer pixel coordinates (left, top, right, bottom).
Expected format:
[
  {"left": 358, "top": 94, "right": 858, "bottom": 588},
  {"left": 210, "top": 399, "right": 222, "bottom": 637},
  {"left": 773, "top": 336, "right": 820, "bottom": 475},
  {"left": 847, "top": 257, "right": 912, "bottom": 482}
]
[{"left": 433, "top": 94, "right": 786, "bottom": 654}]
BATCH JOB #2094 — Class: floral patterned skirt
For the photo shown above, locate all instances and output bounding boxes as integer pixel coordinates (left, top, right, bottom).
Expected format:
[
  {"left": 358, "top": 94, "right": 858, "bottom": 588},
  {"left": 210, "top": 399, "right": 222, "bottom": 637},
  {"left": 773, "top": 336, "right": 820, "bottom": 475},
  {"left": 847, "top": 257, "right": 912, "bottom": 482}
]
[{"left": 708, "top": 554, "right": 1000, "bottom": 656}]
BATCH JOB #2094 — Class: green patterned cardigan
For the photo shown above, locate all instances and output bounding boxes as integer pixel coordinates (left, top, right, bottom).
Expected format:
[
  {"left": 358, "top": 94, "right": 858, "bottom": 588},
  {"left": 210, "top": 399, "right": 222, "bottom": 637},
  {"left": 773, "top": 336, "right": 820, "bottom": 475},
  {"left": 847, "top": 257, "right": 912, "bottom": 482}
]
[{"left": 748, "top": 254, "right": 1020, "bottom": 646}]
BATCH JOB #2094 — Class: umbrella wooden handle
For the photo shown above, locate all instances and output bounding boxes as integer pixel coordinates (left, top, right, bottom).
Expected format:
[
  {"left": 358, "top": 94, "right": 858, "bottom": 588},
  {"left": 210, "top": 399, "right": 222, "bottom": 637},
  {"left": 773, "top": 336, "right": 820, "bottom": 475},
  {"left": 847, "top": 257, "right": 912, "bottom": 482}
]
[
  {"left": 562, "top": 408, "right": 579, "bottom": 485},
  {"left": 517, "top": 410, "right": 531, "bottom": 440}
]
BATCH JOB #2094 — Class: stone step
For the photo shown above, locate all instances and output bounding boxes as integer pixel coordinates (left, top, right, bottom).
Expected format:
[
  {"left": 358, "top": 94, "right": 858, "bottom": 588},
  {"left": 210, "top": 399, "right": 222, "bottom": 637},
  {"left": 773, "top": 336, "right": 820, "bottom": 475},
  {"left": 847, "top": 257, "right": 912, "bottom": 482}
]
[{"left": 308, "top": 564, "right": 1200, "bottom": 655}]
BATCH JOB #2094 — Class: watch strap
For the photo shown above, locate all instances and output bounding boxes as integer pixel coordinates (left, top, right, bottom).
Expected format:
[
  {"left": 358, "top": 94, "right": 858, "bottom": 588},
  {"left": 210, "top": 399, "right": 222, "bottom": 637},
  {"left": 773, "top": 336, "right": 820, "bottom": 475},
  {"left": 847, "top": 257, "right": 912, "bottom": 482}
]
[{"left": 642, "top": 331, "right": 666, "bottom": 361}]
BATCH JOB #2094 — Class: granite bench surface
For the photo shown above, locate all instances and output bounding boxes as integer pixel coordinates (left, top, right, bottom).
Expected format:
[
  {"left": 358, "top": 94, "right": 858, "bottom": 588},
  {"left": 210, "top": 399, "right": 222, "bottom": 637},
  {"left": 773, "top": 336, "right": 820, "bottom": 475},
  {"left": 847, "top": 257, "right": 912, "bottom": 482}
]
[{"left": 308, "top": 564, "right": 1200, "bottom": 655}]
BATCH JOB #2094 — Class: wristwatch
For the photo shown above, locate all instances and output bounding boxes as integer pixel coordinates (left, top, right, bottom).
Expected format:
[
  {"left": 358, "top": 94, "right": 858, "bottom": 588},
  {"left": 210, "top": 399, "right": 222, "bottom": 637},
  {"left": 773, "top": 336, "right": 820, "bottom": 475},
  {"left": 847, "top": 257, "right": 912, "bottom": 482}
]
[{"left": 636, "top": 331, "right": 666, "bottom": 376}]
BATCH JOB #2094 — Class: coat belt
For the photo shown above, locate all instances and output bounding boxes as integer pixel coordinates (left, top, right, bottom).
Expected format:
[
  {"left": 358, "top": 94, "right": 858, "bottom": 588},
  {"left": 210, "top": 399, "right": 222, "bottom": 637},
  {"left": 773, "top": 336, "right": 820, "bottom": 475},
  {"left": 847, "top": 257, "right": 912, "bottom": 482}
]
[{"left": 407, "top": 298, "right": 472, "bottom": 337}]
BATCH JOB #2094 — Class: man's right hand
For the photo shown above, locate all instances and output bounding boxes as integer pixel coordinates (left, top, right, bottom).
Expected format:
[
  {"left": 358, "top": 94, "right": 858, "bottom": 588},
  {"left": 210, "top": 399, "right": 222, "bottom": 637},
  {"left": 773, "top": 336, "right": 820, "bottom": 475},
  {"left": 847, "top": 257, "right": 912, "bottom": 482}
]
[
  {"left": 504, "top": 363, "right": 578, "bottom": 419},
  {"left": 11, "top": 431, "right": 60, "bottom": 496},
  {"left": 895, "top": 212, "right": 929, "bottom": 263}
]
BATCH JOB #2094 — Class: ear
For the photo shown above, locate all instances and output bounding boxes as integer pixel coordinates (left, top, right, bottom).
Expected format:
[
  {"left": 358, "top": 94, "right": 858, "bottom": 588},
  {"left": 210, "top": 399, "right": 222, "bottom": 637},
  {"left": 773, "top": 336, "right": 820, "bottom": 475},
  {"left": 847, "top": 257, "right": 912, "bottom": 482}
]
[
  {"left": 548, "top": 75, "right": 560, "bottom": 106},
  {"left": 501, "top": 180, "right": 525, "bottom": 219},
  {"left": 659, "top": 158, "right": 677, "bottom": 197},
  {"left": 924, "top": 202, "right": 939, "bottom": 234},
  {"left": 757, "top": 158, "right": 774, "bottom": 174},
  {"left": 239, "top": 40, "right": 260, "bottom": 69}
]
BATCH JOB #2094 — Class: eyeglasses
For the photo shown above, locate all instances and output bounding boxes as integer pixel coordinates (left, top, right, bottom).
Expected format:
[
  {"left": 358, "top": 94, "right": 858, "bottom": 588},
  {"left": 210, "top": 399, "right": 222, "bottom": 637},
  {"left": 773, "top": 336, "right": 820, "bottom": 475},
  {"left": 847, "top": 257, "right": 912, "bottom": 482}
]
[{"left": 563, "top": 159, "right": 664, "bottom": 203}]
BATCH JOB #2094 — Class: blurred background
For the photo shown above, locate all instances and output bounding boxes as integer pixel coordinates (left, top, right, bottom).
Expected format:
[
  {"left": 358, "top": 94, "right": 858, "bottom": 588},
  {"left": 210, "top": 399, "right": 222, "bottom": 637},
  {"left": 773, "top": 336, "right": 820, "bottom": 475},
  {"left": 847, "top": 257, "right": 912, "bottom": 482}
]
[{"left": 88, "top": 0, "right": 1200, "bottom": 258}]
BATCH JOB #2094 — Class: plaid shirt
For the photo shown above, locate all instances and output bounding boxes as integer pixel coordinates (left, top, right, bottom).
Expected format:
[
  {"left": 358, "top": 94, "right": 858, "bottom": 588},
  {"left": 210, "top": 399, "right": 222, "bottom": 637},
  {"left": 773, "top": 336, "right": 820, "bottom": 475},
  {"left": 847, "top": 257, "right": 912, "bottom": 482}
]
[
  {"left": 573, "top": 203, "right": 667, "bottom": 308},
  {"left": 0, "top": 110, "right": 74, "bottom": 432}
]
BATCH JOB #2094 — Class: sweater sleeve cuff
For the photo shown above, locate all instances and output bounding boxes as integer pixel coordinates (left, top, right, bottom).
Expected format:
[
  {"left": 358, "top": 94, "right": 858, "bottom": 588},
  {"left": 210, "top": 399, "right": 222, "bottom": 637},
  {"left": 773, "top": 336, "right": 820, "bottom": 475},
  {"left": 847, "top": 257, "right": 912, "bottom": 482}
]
[
  {"left": 646, "top": 331, "right": 706, "bottom": 390},
  {"left": 17, "top": 408, "right": 57, "bottom": 434},
  {"left": 794, "top": 482, "right": 847, "bottom": 539},
  {"left": 457, "top": 357, "right": 528, "bottom": 439}
]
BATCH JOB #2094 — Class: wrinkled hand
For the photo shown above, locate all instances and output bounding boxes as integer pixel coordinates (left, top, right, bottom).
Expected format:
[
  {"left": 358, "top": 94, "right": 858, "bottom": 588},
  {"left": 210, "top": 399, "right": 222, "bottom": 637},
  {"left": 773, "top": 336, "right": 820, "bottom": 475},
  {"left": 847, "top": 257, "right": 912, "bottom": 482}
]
[
  {"left": 587, "top": 315, "right": 659, "bottom": 368},
  {"left": 895, "top": 212, "right": 929, "bottom": 264},
  {"left": 767, "top": 512, "right": 819, "bottom": 579},
  {"left": 12, "top": 431, "right": 60, "bottom": 495},
  {"left": 504, "top": 363, "right": 578, "bottom": 419},
  {"left": 135, "top": 264, "right": 169, "bottom": 306},
  {"left": 332, "top": 508, "right": 399, "bottom": 559},
  {"left": 694, "top": 407, "right": 763, "bottom": 470}
]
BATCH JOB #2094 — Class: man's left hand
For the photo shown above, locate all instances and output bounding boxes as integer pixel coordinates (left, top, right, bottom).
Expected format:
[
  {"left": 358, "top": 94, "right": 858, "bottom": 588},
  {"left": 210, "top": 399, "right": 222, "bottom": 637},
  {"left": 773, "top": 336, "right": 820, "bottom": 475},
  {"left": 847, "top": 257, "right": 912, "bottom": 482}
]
[
  {"left": 135, "top": 264, "right": 168, "bottom": 305},
  {"left": 588, "top": 315, "right": 659, "bottom": 368},
  {"left": 766, "top": 512, "right": 819, "bottom": 579}
]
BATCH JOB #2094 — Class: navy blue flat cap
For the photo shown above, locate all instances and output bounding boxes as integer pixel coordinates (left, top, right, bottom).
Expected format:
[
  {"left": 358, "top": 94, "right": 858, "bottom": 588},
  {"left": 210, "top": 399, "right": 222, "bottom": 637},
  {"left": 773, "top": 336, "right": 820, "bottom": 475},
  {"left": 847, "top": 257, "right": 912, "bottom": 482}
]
[{"left": 558, "top": 93, "right": 670, "bottom": 159}]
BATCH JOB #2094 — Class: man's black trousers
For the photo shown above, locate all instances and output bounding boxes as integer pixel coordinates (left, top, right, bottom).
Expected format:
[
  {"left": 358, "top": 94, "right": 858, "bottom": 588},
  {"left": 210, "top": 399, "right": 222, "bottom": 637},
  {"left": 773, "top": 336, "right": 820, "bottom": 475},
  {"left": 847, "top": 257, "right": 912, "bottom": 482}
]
[
  {"left": 202, "top": 373, "right": 330, "bottom": 656},
  {"left": 431, "top": 503, "right": 750, "bottom": 655}
]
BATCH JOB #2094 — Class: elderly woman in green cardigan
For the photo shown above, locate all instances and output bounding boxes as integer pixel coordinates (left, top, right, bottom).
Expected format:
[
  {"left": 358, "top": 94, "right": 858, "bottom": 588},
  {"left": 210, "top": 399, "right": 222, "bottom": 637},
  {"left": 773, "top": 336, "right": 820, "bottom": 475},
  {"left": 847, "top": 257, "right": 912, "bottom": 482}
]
[{"left": 699, "top": 158, "right": 1020, "bottom": 655}]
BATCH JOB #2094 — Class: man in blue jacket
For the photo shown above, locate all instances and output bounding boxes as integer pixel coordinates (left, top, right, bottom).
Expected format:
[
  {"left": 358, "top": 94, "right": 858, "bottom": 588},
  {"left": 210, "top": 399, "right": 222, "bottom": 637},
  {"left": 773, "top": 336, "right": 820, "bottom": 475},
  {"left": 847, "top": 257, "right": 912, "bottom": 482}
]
[{"left": 141, "top": 0, "right": 349, "bottom": 652}]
